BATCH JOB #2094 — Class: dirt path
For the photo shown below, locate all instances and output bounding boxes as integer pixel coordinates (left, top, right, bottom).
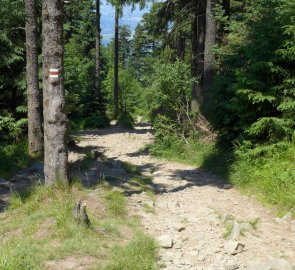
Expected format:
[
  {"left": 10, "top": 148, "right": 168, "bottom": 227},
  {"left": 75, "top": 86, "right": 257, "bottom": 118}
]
[
  {"left": 74, "top": 124, "right": 295, "bottom": 270},
  {"left": 1, "top": 124, "right": 294, "bottom": 269}
]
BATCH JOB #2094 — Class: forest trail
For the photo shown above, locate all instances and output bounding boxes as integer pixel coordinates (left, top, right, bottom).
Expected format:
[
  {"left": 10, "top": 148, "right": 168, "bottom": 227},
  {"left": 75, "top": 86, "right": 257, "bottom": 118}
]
[
  {"left": 1, "top": 123, "right": 294, "bottom": 269},
  {"left": 72, "top": 123, "right": 295, "bottom": 270}
]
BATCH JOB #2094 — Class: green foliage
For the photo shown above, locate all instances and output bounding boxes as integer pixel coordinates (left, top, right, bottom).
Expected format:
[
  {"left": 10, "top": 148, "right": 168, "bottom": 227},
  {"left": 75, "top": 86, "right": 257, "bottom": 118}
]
[
  {"left": 64, "top": 0, "right": 108, "bottom": 124},
  {"left": 103, "top": 58, "right": 145, "bottom": 119},
  {"left": 0, "top": 143, "right": 33, "bottom": 178},
  {"left": 231, "top": 140, "right": 295, "bottom": 212},
  {"left": 211, "top": 0, "right": 295, "bottom": 143},
  {"left": 151, "top": 130, "right": 214, "bottom": 170},
  {"left": 146, "top": 60, "right": 193, "bottom": 121},
  {"left": 0, "top": 0, "right": 26, "bottom": 118},
  {"left": 83, "top": 114, "right": 110, "bottom": 129},
  {"left": 118, "top": 112, "right": 135, "bottom": 129},
  {"left": 0, "top": 116, "right": 27, "bottom": 142}
]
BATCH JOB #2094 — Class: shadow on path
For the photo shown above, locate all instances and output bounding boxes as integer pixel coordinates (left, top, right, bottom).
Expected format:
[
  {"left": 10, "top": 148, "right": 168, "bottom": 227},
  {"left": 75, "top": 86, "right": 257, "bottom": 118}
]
[{"left": 0, "top": 123, "right": 228, "bottom": 212}]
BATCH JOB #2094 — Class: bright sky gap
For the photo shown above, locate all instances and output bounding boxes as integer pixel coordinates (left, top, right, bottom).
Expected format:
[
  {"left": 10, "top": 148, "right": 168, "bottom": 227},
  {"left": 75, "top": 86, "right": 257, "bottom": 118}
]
[{"left": 101, "top": 0, "right": 151, "bottom": 44}]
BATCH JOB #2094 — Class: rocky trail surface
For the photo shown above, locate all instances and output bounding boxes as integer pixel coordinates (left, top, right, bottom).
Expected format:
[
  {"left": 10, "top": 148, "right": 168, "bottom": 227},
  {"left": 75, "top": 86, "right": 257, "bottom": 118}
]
[{"left": 1, "top": 123, "right": 295, "bottom": 270}]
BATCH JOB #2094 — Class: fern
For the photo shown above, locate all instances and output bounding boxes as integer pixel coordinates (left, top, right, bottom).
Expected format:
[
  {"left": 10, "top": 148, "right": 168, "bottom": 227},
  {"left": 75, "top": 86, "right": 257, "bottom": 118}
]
[{"left": 0, "top": 116, "right": 27, "bottom": 142}]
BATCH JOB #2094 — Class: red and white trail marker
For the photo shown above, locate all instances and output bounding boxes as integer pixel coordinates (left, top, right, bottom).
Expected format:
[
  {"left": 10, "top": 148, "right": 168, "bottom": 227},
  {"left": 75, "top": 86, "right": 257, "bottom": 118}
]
[{"left": 49, "top": 68, "right": 60, "bottom": 78}]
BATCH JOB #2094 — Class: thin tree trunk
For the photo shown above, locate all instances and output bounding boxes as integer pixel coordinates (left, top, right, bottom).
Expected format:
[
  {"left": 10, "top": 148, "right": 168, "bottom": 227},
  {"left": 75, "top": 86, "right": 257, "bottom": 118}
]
[
  {"left": 25, "top": 0, "right": 43, "bottom": 156},
  {"left": 42, "top": 0, "right": 68, "bottom": 185},
  {"left": 177, "top": 34, "right": 186, "bottom": 61},
  {"left": 219, "top": 0, "right": 230, "bottom": 39},
  {"left": 222, "top": 0, "right": 230, "bottom": 18},
  {"left": 203, "top": 0, "right": 216, "bottom": 110},
  {"left": 10, "top": 88, "right": 17, "bottom": 114},
  {"left": 114, "top": 7, "right": 119, "bottom": 118},
  {"left": 191, "top": 0, "right": 206, "bottom": 113},
  {"left": 95, "top": 0, "right": 100, "bottom": 89}
]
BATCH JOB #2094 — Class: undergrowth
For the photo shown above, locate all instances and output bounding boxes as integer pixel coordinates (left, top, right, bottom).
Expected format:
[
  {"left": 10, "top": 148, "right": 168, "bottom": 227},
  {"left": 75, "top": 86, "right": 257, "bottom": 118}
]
[
  {"left": 102, "top": 234, "right": 158, "bottom": 270},
  {"left": 152, "top": 135, "right": 295, "bottom": 215},
  {"left": 0, "top": 183, "right": 158, "bottom": 270},
  {"left": 0, "top": 142, "right": 34, "bottom": 178},
  {"left": 231, "top": 141, "right": 295, "bottom": 213}
]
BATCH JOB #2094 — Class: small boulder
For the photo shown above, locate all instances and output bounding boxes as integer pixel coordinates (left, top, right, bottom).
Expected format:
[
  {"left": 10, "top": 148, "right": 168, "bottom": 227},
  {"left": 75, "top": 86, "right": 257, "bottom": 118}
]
[
  {"left": 224, "top": 241, "right": 245, "bottom": 255},
  {"left": 157, "top": 235, "right": 173, "bottom": 248},
  {"left": 225, "top": 260, "right": 239, "bottom": 270},
  {"left": 110, "top": 120, "right": 118, "bottom": 126},
  {"left": 174, "top": 223, "right": 185, "bottom": 232},
  {"left": 223, "top": 184, "right": 233, "bottom": 189}
]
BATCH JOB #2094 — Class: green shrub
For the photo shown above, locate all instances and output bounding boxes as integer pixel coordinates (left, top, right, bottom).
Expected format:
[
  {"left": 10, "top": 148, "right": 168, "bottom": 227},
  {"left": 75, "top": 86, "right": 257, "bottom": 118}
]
[
  {"left": 118, "top": 112, "right": 134, "bottom": 129},
  {"left": 0, "top": 143, "right": 33, "bottom": 178},
  {"left": 83, "top": 114, "right": 109, "bottom": 129},
  {"left": 0, "top": 116, "right": 27, "bottom": 142},
  {"left": 69, "top": 113, "right": 109, "bottom": 131}
]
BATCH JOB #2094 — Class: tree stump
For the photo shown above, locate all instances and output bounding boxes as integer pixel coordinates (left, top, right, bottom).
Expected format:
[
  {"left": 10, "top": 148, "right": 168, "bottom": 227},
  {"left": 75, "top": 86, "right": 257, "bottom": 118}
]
[{"left": 73, "top": 200, "right": 91, "bottom": 227}]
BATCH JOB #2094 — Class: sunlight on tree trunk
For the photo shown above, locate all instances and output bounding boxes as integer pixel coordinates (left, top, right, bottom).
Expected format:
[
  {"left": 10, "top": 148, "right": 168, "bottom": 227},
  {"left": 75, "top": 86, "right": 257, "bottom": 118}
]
[
  {"left": 191, "top": 0, "right": 206, "bottom": 113},
  {"left": 203, "top": 0, "right": 216, "bottom": 112},
  {"left": 42, "top": 0, "right": 68, "bottom": 185}
]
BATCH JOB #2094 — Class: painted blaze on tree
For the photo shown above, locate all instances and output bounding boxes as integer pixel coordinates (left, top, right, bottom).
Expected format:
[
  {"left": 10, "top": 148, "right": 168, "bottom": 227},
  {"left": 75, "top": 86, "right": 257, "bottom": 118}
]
[{"left": 42, "top": 0, "right": 68, "bottom": 185}]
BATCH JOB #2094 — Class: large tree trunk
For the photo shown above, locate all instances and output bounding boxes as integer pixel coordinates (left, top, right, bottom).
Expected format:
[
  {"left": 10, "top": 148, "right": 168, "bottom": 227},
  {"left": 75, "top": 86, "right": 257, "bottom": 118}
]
[
  {"left": 114, "top": 8, "right": 119, "bottom": 118},
  {"left": 203, "top": 0, "right": 216, "bottom": 110},
  {"left": 95, "top": 0, "right": 100, "bottom": 89},
  {"left": 191, "top": 0, "right": 206, "bottom": 113},
  {"left": 25, "top": 0, "right": 43, "bottom": 156},
  {"left": 42, "top": 0, "right": 68, "bottom": 185}
]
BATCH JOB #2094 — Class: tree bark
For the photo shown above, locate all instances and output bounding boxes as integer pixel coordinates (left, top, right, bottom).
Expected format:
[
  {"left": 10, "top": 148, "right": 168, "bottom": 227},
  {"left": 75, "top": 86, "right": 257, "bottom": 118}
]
[
  {"left": 177, "top": 33, "right": 186, "bottom": 61},
  {"left": 191, "top": 0, "right": 206, "bottom": 113},
  {"left": 95, "top": 0, "right": 101, "bottom": 89},
  {"left": 114, "top": 7, "right": 119, "bottom": 118},
  {"left": 203, "top": 0, "right": 216, "bottom": 109},
  {"left": 42, "top": 0, "right": 68, "bottom": 185},
  {"left": 25, "top": 0, "right": 43, "bottom": 156}
]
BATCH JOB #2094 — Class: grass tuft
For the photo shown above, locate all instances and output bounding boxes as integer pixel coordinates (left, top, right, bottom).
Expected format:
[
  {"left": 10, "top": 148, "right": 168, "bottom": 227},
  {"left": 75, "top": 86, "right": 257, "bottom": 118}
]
[
  {"left": 104, "top": 190, "right": 126, "bottom": 216},
  {"left": 103, "top": 233, "right": 158, "bottom": 270},
  {"left": 122, "top": 162, "right": 141, "bottom": 175}
]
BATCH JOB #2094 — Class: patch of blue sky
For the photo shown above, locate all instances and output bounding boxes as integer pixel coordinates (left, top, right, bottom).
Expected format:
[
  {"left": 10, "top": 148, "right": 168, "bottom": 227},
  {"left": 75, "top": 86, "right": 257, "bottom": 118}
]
[{"left": 101, "top": 0, "right": 151, "bottom": 44}]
